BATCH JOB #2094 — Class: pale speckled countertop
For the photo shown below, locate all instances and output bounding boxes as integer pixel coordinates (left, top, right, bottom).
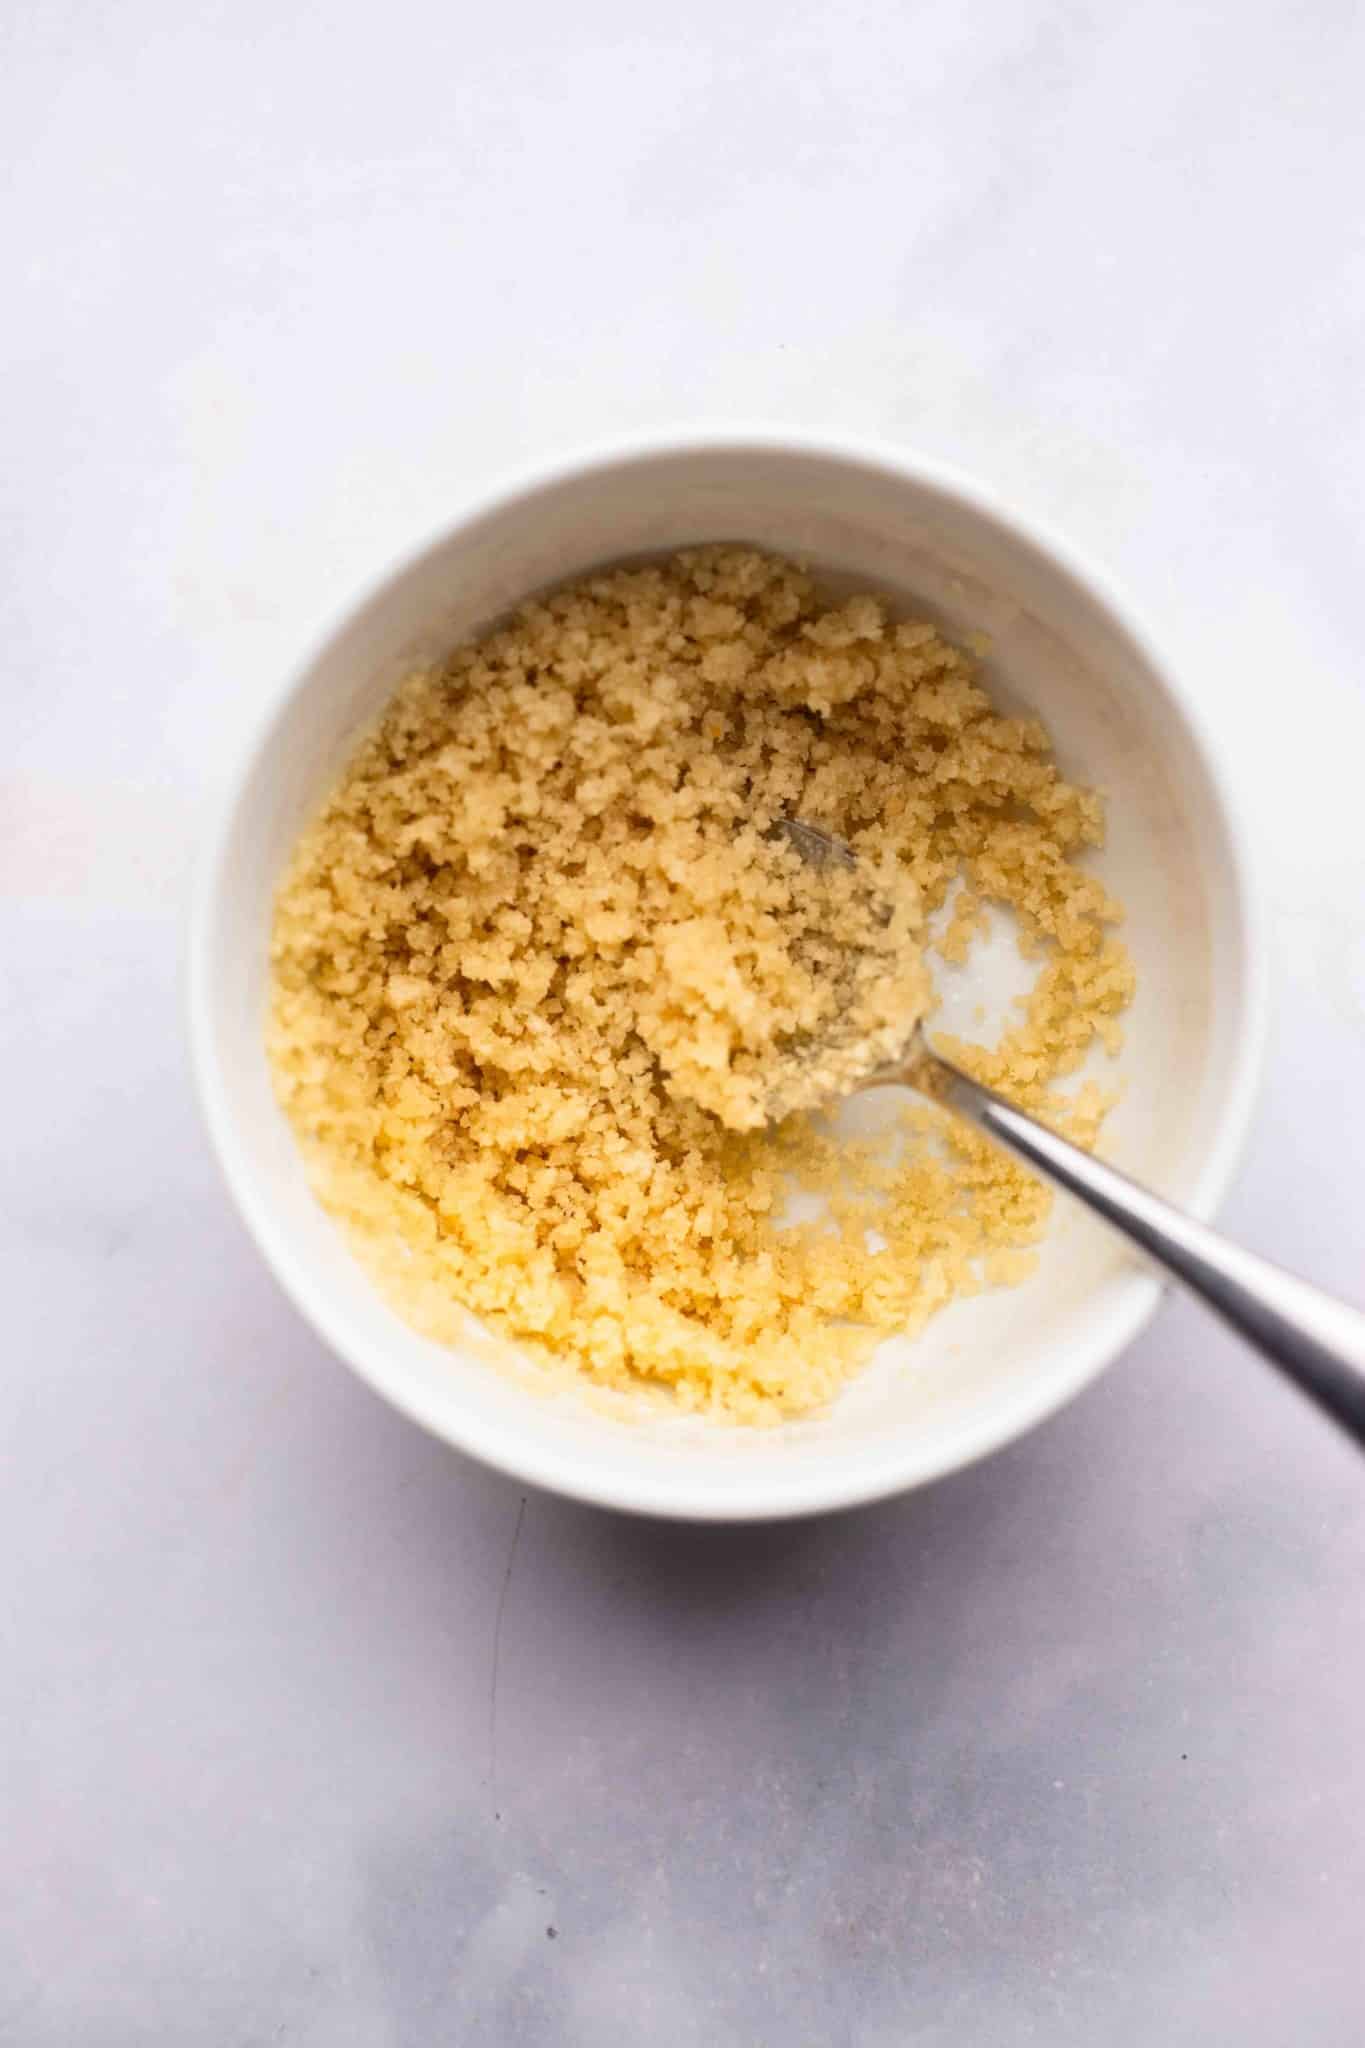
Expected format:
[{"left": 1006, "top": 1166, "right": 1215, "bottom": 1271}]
[{"left": 5, "top": 3, "right": 1365, "bottom": 2042}]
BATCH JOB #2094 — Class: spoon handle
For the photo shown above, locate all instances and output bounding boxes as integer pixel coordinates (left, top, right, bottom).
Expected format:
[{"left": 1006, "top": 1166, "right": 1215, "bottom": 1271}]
[{"left": 924, "top": 1047, "right": 1365, "bottom": 1450}]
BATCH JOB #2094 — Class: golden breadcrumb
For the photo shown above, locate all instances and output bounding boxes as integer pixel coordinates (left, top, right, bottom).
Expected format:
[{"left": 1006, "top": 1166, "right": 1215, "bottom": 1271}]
[{"left": 267, "top": 547, "right": 1135, "bottom": 1422}]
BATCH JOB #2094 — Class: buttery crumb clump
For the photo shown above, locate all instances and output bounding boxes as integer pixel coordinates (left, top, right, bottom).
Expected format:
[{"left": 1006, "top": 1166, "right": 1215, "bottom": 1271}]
[{"left": 268, "top": 548, "right": 1135, "bottom": 1422}]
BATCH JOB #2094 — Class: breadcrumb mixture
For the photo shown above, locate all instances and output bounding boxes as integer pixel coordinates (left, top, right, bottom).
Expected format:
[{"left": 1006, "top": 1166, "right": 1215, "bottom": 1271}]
[{"left": 268, "top": 548, "right": 1134, "bottom": 1422}]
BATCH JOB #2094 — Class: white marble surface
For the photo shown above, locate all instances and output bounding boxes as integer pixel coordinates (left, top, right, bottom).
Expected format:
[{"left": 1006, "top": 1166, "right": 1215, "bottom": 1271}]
[{"left": 5, "top": 1, "right": 1365, "bottom": 2040}]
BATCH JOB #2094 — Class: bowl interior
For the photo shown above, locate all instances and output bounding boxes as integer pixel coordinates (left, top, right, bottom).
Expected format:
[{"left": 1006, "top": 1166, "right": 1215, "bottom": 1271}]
[{"left": 194, "top": 443, "right": 1259, "bottom": 1518}]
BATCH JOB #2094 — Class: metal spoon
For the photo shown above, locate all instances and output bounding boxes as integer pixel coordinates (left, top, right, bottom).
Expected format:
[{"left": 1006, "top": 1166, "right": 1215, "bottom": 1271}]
[{"left": 773, "top": 817, "right": 1365, "bottom": 1449}]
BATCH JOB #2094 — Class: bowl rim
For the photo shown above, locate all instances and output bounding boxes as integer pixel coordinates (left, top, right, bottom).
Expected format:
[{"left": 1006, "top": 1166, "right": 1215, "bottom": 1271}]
[{"left": 187, "top": 426, "right": 1270, "bottom": 1521}]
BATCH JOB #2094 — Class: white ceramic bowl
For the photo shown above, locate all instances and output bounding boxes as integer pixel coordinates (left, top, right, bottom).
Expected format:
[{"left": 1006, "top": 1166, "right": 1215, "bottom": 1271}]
[{"left": 189, "top": 433, "right": 1266, "bottom": 1520}]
